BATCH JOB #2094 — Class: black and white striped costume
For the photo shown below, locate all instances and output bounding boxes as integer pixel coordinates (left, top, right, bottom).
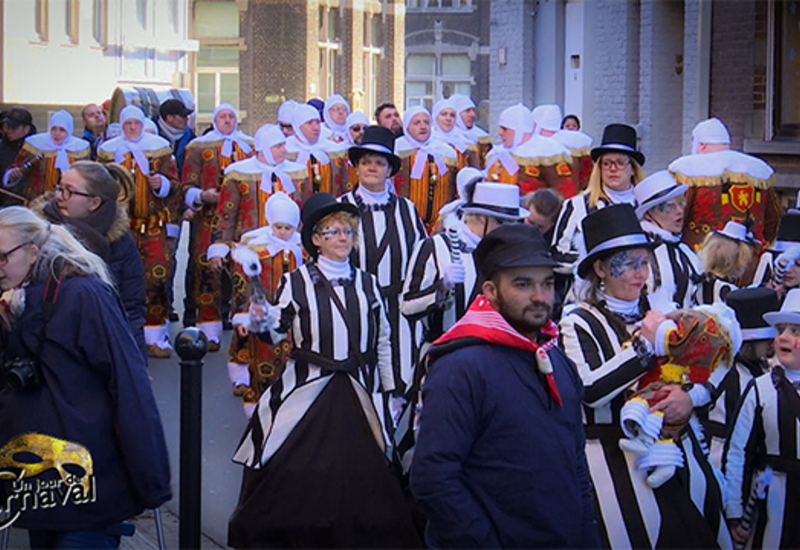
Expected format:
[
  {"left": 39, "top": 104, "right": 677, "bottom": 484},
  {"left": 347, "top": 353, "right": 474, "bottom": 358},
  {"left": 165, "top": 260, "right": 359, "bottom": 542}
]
[
  {"left": 641, "top": 220, "right": 702, "bottom": 310},
  {"left": 559, "top": 302, "right": 731, "bottom": 549},
  {"left": 339, "top": 186, "right": 426, "bottom": 392},
  {"left": 233, "top": 262, "right": 395, "bottom": 468},
  {"left": 704, "top": 358, "right": 768, "bottom": 470},
  {"left": 552, "top": 194, "right": 611, "bottom": 276},
  {"left": 724, "top": 367, "right": 800, "bottom": 548},
  {"left": 700, "top": 275, "right": 740, "bottom": 305},
  {"left": 401, "top": 231, "right": 478, "bottom": 344},
  {"left": 753, "top": 250, "right": 777, "bottom": 288}
]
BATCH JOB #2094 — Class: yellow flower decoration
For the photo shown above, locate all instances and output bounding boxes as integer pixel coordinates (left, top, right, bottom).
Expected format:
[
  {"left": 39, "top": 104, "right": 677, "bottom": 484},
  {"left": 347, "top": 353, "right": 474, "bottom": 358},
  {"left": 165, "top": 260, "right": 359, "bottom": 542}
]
[{"left": 525, "top": 165, "right": 541, "bottom": 178}]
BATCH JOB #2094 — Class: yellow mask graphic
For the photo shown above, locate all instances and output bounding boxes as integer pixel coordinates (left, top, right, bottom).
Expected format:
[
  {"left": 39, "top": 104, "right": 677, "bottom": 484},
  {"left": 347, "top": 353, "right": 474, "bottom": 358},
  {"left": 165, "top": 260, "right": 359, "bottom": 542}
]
[{"left": 0, "top": 433, "right": 93, "bottom": 493}]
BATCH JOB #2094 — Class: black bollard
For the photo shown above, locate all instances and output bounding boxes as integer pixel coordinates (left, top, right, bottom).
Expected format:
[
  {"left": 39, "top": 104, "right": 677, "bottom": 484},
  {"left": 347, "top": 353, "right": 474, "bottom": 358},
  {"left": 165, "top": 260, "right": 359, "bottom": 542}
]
[{"left": 174, "top": 328, "right": 208, "bottom": 550}]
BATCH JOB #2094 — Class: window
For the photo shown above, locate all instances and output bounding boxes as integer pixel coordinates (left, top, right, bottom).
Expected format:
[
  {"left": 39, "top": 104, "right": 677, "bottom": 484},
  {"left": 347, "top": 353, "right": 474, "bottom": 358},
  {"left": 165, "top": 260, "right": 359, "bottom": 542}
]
[
  {"left": 407, "top": 0, "right": 472, "bottom": 10},
  {"left": 35, "top": 0, "right": 49, "bottom": 42},
  {"left": 92, "top": 0, "right": 108, "bottom": 46},
  {"left": 318, "top": 6, "right": 341, "bottom": 97},
  {"left": 136, "top": 0, "right": 148, "bottom": 29},
  {"left": 774, "top": 0, "right": 800, "bottom": 139},
  {"left": 363, "top": 13, "right": 383, "bottom": 116},
  {"left": 406, "top": 54, "right": 436, "bottom": 110},
  {"left": 66, "top": 0, "right": 79, "bottom": 44},
  {"left": 193, "top": 2, "right": 242, "bottom": 117},
  {"left": 405, "top": 53, "right": 472, "bottom": 110},
  {"left": 196, "top": 45, "right": 240, "bottom": 115}
]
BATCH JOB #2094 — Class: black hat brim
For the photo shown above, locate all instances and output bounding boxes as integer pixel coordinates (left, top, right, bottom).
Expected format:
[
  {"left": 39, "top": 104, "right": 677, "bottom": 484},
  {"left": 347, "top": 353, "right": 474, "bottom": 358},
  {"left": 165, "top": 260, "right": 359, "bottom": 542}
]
[
  {"left": 348, "top": 145, "right": 401, "bottom": 177},
  {"left": 577, "top": 240, "right": 657, "bottom": 279},
  {"left": 590, "top": 146, "right": 645, "bottom": 167},
  {"left": 301, "top": 201, "right": 360, "bottom": 257}
]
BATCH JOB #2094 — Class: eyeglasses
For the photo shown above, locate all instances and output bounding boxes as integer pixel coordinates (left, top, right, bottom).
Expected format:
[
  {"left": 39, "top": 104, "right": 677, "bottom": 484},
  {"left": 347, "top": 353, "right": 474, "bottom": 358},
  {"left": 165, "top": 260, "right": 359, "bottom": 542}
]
[
  {"left": 0, "top": 242, "right": 32, "bottom": 266},
  {"left": 654, "top": 199, "right": 687, "bottom": 214},
  {"left": 317, "top": 227, "right": 354, "bottom": 240},
  {"left": 54, "top": 185, "right": 95, "bottom": 200},
  {"left": 351, "top": 125, "right": 367, "bottom": 132},
  {"left": 600, "top": 159, "right": 631, "bottom": 170}
]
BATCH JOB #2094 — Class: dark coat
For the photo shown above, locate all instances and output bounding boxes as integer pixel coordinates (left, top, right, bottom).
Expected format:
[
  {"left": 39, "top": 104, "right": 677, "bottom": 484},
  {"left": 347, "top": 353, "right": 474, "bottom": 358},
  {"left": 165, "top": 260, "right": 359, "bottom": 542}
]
[
  {"left": 32, "top": 195, "right": 147, "bottom": 353},
  {"left": 410, "top": 339, "right": 600, "bottom": 549},
  {"left": 0, "top": 276, "right": 171, "bottom": 531}
]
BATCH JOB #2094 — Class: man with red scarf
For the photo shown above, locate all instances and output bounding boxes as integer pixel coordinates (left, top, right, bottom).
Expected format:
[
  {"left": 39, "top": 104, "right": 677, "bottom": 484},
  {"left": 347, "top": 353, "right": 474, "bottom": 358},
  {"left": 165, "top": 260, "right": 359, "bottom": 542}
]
[{"left": 410, "top": 224, "right": 599, "bottom": 549}]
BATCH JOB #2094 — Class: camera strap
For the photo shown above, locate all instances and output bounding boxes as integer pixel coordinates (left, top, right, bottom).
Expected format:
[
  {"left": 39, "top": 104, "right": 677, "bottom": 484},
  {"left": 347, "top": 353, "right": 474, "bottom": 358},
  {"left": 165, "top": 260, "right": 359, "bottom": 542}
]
[{"left": 34, "top": 270, "right": 65, "bottom": 360}]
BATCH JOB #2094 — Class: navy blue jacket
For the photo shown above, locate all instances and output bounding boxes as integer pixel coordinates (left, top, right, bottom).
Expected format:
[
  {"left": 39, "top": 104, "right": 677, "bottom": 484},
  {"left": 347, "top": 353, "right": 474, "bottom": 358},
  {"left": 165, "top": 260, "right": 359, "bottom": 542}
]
[
  {"left": 0, "top": 276, "right": 171, "bottom": 531},
  {"left": 108, "top": 233, "right": 146, "bottom": 352},
  {"left": 410, "top": 339, "right": 599, "bottom": 549}
]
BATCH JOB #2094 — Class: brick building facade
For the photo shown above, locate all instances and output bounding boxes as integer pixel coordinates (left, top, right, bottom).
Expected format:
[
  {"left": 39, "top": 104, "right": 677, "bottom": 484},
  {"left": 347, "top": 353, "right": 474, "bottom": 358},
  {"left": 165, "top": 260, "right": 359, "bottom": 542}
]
[
  {"left": 531, "top": 0, "right": 799, "bottom": 195},
  {"left": 404, "top": 0, "right": 492, "bottom": 125},
  {"left": 238, "top": 0, "right": 405, "bottom": 133}
]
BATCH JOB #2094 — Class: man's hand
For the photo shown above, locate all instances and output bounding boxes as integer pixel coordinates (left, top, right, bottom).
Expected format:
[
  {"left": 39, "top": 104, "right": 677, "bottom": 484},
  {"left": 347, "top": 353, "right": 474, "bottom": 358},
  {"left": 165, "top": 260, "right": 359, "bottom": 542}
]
[
  {"left": 649, "top": 385, "right": 693, "bottom": 425},
  {"left": 182, "top": 209, "right": 196, "bottom": 222},
  {"left": 640, "top": 310, "right": 667, "bottom": 345},
  {"left": 210, "top": 257, "right": 224, "bottom": 272},
  {"left": 236, "top": 325, "right": 249, "bottom": 338},
  {"left": 148, "top": 174, "right": 162, "bottom": 191},
  {"left": 201, "top": 188, "right": 220, "bottom": 205}
]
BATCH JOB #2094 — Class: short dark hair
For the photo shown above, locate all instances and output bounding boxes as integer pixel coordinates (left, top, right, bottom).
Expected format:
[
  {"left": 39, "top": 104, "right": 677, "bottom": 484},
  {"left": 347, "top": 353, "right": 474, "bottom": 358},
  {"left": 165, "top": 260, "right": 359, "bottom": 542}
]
[
  {"left": 375, "top": 102, "right": 397, "bottom": 121},
  {"left": 522, "top": 189, "right": 562, "bottom": 222},
  {"left": 561, "top": 114, "right": 580, "bottom": 129}
]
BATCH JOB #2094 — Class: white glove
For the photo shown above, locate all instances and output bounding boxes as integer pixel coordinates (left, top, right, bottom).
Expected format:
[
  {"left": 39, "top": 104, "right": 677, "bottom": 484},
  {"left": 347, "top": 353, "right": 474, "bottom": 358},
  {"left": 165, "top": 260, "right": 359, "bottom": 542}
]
[
  {"left": 443, "top": 263, "right": 466, "bottom": 289},
  {"left": 247, "top": 301, "right": 281, "bottom": 333},
  {"left": 389, "top": 396, "right": 408, "bottom": 428},
  {"left": 778, "top": 244, "right": 800, "bottom": 266},
  {"left": 775, "top": 245, "right": 800, "bottom": 287}
]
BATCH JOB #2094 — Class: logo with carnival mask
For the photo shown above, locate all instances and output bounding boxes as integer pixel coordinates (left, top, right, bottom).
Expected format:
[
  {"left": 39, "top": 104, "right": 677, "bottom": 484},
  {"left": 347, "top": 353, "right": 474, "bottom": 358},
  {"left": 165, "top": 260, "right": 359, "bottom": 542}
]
[{"left": 0, "top": 434, "right": 95, "bottom": 531}]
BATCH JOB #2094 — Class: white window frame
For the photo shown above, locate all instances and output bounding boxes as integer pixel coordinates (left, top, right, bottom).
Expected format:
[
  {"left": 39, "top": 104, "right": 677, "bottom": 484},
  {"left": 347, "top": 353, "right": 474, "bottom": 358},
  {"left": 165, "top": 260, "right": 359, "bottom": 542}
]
[{"left": 405, "top": 52, "right": 473, "bottom": 109}]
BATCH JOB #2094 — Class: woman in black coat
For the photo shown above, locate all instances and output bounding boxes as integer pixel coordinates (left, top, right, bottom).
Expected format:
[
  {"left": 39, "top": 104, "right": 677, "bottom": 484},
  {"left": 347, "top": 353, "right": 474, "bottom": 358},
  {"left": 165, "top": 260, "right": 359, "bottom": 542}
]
[
  {"left": 0, "top": 206, "right": 171, "bottom": 549},
  {"left": 32, "top": 161, "right": 146, "bottom": 353}
]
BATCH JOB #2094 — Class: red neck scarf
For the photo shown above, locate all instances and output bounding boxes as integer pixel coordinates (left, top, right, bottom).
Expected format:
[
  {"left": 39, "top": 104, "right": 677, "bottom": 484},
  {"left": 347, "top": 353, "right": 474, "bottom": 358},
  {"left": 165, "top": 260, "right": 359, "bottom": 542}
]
[{"left": 434, "top": 296, "right": 563, "bottom": 407}]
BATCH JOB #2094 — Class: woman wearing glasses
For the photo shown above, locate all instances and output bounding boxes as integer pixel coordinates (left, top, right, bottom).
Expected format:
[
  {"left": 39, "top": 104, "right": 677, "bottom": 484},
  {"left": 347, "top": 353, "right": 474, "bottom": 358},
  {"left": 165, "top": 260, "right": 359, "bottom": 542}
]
[
  {"left": 30, "top": 161, "right": 147, "bottom": 354},
  {"left": 551, "top": 124, "right": 646, "bottom": 306},
  {"left": 228, "top": 193, "right": 420, "bottom": 548},
  {"left": 0, "top": 206, "right": 170, "bottom": 549},
  {"left": 633, "top": 170, "right": 703, "bottom": 311}
]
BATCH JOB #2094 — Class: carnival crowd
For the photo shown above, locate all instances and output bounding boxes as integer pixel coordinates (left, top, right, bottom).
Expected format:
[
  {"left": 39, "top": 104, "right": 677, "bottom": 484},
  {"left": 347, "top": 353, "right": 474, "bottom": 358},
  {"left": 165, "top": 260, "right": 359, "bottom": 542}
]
[{"left": 1, "top": 92, "right": 799, "bottom": 549}]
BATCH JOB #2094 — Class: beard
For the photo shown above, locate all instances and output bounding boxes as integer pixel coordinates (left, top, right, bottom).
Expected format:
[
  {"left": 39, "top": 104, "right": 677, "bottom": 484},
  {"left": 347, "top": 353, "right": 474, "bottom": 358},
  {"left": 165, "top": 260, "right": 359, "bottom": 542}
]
[{"left": 495, "top": 293, "right": 553, "bottom": 337}]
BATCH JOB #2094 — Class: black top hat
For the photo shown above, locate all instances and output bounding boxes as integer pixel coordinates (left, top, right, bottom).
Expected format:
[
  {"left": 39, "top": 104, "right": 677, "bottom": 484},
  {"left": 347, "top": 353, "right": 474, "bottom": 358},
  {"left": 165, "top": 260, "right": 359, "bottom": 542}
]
[
  {"left": 348, "top": 126, "right": 401, "bottom": 176},
  {"left": 591, "top": 124, "right": 645, "bottom": 166},
  {"left": 301, "top": 193, "right": 360, "bottom": 257},
  {"left": 577, "top": 204, "right": 655, "bottom": 278},
  {"left": 474, "top": 224, "right": 558, "bottom": 280},
  {"left": 159, "top": 98, "right": 193, "bottom": 119},
  {"left": 725, "top": 287, "right": 779, "bottom": 341},
  {"left": 1, "top": 107, "right": 33, "bottom": 128},
  {"left": 775, "top": 211, "right": 800, "bottom": 250}
]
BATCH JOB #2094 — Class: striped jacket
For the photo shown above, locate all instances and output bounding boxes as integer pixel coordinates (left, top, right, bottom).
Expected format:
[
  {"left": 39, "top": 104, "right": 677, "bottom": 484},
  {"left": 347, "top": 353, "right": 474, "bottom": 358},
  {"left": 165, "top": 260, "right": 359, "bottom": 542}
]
[
  {"left": 340, "top": 188, "right": 426, "bottom": 391},
  {"left": 724, "top": 367, "right": 800, "bottom": 549},
  {"left": 560, "top": 302, "right": 731, "bottom": 549},
  {"left": 232, "top": 262, "right": 395, "bottom": 468}
]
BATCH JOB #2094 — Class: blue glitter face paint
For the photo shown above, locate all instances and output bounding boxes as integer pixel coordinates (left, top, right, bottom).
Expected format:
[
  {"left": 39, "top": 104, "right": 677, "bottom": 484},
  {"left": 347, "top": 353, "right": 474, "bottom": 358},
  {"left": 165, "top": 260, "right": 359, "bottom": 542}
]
[{"left": 608, "top": 250, "right": 649, "bottom": 279}]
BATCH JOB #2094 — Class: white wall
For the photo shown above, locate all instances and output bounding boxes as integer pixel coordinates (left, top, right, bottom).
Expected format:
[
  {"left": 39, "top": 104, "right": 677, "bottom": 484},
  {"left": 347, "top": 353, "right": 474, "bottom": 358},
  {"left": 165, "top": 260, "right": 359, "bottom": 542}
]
[{"left": 1, "top": 0, "right": 195, "bottom": 105}]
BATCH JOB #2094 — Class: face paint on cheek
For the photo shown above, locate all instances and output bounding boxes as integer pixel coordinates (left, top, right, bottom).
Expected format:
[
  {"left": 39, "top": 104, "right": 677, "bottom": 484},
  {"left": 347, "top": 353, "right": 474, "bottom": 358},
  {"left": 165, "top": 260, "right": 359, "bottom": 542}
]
[
  {"left": 608, "top": 251, "right": 629, "bottom": 279},
  {"left": 608, "top": 251, "right": 649, "bottom": 279}
]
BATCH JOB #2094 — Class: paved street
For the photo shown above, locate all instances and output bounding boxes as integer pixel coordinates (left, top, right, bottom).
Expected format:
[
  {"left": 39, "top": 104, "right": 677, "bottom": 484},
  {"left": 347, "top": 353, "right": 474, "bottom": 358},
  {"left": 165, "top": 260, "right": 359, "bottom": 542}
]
[{"left": 3, "top": 225, "right": 245, "bottom": 549}]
